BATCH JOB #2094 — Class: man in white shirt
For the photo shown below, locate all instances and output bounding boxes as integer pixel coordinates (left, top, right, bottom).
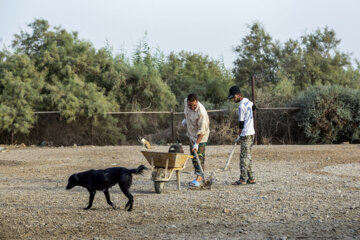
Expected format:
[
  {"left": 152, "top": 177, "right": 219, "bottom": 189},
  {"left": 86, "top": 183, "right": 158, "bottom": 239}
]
[
  {"left": 228, "top": 86, "right": 256, "bottom": 185},
  {"left": 183, "top": 93, "right": 210, "bottom": 187}
]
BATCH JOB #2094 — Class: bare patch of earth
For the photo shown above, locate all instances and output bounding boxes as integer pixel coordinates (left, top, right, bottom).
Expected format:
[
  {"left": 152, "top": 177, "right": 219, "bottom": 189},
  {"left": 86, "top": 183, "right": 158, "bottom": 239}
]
[{"left": 0, "top": 144, "right": 359, "bottom": 239}]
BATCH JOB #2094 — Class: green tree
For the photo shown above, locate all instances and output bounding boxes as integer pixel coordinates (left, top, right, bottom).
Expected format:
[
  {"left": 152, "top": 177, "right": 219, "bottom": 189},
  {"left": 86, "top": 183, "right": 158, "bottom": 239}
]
[
  {"left": 298, "top": 27, "right": 355, "bottom": 89},
  {"left": 12, "top": 19, "right": 119, "bottom": 121},
  {"left": 109, "top": 40, "right": 178, "bottom": 137},
  {"left": 233, "top": 23, "right": 360, "bottom": 103},
  {"left": 160, "top": 51, "right": 233, "bottom": 109},
  {"left": 0, "top": 53, "right": 44, "bottom": 134},
  {"left": 233, "top": 22, "right": 279, "bottom": 94}
]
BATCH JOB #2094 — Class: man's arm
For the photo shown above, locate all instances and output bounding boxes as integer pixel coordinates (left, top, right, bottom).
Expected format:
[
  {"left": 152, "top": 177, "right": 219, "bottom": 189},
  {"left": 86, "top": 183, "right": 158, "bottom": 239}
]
[
  {"left": 192, "top": 134, "right": 204, "bottom": 152},
  {"left": 196, "top": 134, "right": 204, "bottom": 145},
  {"left": 238, "top": 103, "right": 245, "bottom": 136},
  {"left": 193, "top": 112, "right": 206, "bottom": 151},
  {"left": 196, "top": 107, "right": 209, "bottom": 141},
  {"left": 239, "top": 121, "right": 244, "bottom": 135}
]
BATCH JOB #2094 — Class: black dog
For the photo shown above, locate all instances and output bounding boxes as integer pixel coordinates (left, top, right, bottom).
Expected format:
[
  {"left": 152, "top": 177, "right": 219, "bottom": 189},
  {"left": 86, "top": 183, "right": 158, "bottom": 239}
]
[{"left": 66, "top": 165, "right": 146, "bottom": 211}]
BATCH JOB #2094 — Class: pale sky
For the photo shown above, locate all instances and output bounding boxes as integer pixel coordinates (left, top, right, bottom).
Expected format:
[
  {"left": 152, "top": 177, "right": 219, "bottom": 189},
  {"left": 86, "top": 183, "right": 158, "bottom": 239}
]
[{"left": 1, "top": 0, "right": 359, "bottom": 68}]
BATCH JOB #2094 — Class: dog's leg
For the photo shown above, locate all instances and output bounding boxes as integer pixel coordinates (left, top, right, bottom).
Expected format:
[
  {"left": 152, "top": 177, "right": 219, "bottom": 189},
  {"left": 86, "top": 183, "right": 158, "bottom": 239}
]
[
  {"left": 104, "top": 189, "right": 116, "bottom": 210},
  {"left": 119, "top": 184, "right": 134, "bottom": 211},
  {"left": 85, "top": 190, "right": 96, "bottom": 210}
]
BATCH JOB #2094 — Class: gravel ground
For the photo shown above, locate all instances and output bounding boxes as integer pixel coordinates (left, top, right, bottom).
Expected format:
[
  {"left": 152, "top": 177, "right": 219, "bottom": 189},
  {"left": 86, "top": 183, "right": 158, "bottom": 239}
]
[{"left": 0, "top": 144, "right": 359, "bottom": 240}]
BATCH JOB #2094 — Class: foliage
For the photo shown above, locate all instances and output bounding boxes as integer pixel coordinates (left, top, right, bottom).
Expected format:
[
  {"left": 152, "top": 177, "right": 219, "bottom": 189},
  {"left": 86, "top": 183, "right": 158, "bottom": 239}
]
[
  {"left": 233, "top": 22, "right": 279, "bottom": 93},
  {"left": 12, "top": 19, "right": 119, "bottom": 121},
  {"left": 114, "top": 41, "right": 177, "bottom": 137},
  {"left": 233, "top": 23, "right": 360, "bottom": 98},
  {"left": 291, "top": 85, "right": 360, "bottom": 143},
  {"left": 232, "top": 23, "right": 360, "bottom": 144},
  {"left": 1, "top": 18, "right": 360, "bottom": 145},
  {"left": 0, "top": 19, "right": 181, "bottom": 141},
  {"left": 0, "top": 53, "right": 44, "bottom": 134},
  {"left": 123, "top": 40, "right": 176, "bottom": 111},
  {"left": 160, "top": 51, "right": 234, "bottom": 109}
]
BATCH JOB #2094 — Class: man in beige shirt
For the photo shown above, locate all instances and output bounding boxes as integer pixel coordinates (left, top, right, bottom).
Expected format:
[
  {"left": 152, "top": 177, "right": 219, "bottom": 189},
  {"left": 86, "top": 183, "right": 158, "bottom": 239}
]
[{"left": 183, "top": 93, "right": 210, "bottom": 187}]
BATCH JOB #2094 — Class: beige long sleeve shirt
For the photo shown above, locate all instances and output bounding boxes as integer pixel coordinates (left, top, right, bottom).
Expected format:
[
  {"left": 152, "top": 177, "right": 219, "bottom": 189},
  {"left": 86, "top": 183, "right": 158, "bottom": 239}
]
[{"left": 184, "top": 98, "right": 210, "bottom": 143}]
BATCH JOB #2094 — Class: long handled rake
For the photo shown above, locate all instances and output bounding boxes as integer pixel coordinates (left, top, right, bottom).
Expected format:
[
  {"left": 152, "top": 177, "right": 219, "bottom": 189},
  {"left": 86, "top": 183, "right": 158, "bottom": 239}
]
[
  {"left": 223, "top": 142, "right": 237, "bottom": 170},
  {"left": 190, "top": 140, "right": 213, "bottom": 189}
]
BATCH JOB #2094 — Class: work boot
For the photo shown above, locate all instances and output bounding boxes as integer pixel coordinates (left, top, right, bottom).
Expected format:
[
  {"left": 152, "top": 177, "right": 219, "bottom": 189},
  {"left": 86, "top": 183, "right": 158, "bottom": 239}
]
[
  {"left": 232, "top": 179, "right": 246, "bottom": 185},
  {"left": 247, "top": 179, "right": 256, "bottom": 184}
]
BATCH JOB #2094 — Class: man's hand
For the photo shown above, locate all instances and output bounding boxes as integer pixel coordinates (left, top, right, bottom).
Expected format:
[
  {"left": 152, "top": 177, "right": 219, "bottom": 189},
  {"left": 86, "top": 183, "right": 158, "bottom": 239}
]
[
  {"left": 235, "top": 135, "right": 241, "bottom": 143},
  {"left": 182, "top": 119, "right": 187, "bottom": 127},
  {"left": 192, "top": 143, "right": 199, "bottom": 152}
]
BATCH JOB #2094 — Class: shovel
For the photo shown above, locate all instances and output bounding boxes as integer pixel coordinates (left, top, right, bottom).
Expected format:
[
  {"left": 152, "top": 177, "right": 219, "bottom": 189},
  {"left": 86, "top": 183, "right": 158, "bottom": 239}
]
[{"left": 190, "top": 140, "right": 212, "bottom": 189}]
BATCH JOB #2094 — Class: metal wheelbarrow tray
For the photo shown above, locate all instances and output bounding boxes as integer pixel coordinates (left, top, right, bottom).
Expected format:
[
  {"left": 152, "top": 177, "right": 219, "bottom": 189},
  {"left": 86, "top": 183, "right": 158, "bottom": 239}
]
[{"left": 141, "top": 151, "right": 193, "bottom": 193}]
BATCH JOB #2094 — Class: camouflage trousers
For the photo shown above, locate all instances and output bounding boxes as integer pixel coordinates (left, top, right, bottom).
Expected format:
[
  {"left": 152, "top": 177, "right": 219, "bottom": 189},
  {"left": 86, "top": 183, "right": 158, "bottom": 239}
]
[
  {"left": 190, "top": 142, "right": 206, "bottom": 176},
  {"left": 239, "top": 135, "right": 254, "bottom": 181}
]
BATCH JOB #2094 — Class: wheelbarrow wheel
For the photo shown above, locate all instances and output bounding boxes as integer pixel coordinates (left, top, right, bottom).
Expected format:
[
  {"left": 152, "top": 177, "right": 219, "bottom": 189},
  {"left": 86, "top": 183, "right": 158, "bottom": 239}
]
[{"left": 154, "top": 181, "right": 165, "bottom": 194}]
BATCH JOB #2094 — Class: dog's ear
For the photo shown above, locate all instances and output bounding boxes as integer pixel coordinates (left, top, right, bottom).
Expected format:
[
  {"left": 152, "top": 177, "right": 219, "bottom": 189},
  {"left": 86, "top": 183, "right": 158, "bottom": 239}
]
[
  {"left": 68, "top": 173, "right": 79, "bottom": 184},
  {"left": 73, "top": 173, "right": 80, "bottom": 182}
]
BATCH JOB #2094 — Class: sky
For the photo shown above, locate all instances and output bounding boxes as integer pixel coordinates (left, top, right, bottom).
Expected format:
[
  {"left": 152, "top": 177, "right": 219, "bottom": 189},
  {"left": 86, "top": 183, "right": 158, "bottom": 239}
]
[{"left": 1, "top": 0, "right": 359, "bottom": 69}]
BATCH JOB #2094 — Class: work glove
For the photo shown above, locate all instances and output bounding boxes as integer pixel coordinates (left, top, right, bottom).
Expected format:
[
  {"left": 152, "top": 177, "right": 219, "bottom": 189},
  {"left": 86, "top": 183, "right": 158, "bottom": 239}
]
[
  {"left": 192, "top": 143, "right": 199, "bottom": 152},
  {"left": 182, "top": 119, "right": 187, "bottom": 127},
  {"left": 235, "top": 135, "right": 241, "bottom": 143}
]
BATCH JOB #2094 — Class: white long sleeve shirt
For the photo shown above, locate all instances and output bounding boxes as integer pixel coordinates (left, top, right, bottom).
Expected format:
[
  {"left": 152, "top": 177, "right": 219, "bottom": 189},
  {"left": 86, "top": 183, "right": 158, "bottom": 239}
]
[{"left": 184, "top": 98, "right": 210, "bottom": 143}]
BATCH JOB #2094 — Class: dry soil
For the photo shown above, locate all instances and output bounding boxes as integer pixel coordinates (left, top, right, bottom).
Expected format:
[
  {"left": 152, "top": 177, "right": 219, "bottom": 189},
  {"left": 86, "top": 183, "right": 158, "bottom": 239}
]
[{"left": 0, "top": 144, "right": 359, "bottom": 239}]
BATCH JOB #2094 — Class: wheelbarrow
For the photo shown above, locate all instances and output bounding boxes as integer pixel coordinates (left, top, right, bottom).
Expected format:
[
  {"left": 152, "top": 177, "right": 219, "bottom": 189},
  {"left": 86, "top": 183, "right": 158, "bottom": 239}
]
[{"left": 141, "top": 151, "right": 193, "bottom": 193}]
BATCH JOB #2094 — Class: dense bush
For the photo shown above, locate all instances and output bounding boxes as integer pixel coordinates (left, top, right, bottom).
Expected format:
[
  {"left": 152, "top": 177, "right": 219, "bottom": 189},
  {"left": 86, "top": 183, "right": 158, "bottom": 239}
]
[
  {"left": 1, "top": 19, "right": 360, "bottom": 145},
  {"left": 291, "top": 86, "right": 360, "bottom": 143},
  {"left": 0, "top": 19, "right": 233, "bottom": 144}
]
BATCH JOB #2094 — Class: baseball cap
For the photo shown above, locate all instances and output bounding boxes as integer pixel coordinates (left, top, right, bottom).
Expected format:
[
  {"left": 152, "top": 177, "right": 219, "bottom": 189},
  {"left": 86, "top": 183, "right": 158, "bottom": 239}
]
[{"left": 228, "top": 86, "right": 240, "bottom": 99}]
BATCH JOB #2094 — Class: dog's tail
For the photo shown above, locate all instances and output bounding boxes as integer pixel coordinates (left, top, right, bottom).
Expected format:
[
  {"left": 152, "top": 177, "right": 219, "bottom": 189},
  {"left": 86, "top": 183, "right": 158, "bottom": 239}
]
[{"left": 128, "top": 165, "right": 147, "bottom": 175}]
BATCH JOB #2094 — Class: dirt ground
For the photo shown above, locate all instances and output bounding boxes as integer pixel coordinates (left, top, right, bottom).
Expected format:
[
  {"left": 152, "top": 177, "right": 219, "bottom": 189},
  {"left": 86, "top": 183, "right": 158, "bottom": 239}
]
[{"left": 0, "top": 144, "right": 359, "bottom": 240}]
